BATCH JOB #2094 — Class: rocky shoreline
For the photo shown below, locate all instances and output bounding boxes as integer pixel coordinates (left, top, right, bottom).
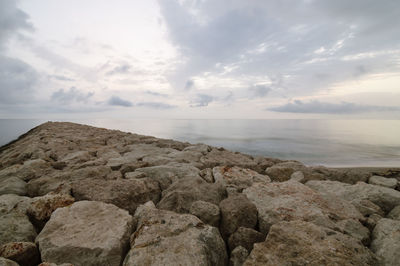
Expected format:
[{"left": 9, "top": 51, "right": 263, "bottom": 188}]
[{"left": 0, "top": 122, "right": 399, "bottom": 266}]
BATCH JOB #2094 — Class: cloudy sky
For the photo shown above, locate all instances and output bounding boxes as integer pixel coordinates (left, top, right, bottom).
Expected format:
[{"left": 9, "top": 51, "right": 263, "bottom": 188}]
[{"left": 1, "top": 0, "right": 400, "bottom": 119}]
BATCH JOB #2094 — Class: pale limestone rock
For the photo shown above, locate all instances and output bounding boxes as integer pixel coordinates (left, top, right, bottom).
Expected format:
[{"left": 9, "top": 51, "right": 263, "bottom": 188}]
[
  {"left": 387, "top": 205, "right": 400, "bottom": 220},
  {"left": 0, "top": 177, "right": 27, "bottom": 196},
  {"left": 335, "top": 219, "right": 370, "bottom": 245},
  {"left": 0, "top": 212, "right": 37, "bottom": 245},
  {"left": 228, "top": 227, "right": 265, "bottom": 253},
  {"left": 371, "top": 218, "right": 400, "bottom": 266},
  {"left": 0, "top": 194, "right": 32, "bottom": 214},
  {"left": 213, "top": 166, "right": 270, "bottom": 191},
  {"left": 290, "top": 171, "right": 305, "bottom": 182},
  {"left": 230, "top": 246, "right": 248, "bottom": 266},
  {"left": 0, "top": 257, "right": 19, "bottom": 266},
  {"left": 36, "top": 201, "right": 134, "bottom": 266},
  {"left": 200, "top": 148, "right": 258, "bottom": 171},
  {"left": 124, "top": 171, "right": 146, "bottom": 179},
  {"left": 0, "top": 241, "right": 40, "bottom": 266},
  {"left": 199, "top": 168, "right": 214, "bottom": 183},
  {"left": 190, "top": 200, "right": 220, "bottom": 227},
  {"left": 369, "top": 175, "right": 398, "bottom": 189}
]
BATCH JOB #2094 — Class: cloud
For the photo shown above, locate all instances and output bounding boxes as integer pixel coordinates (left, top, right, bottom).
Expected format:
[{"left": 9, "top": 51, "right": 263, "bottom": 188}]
[
  {"left": 0, "top": 56, "right": 38, "bottom": 104},
  {"left": 249, "top": 84, "right": 271, "bottom": 98},
  {"left": 190, "top": 94, "right": 213, "bottom": 107},
  {"left": 184, "top": 79, "right": 194, "bottom": 90},
  {"left": 49, "top": 75, "right": 75, "bottom": 82},
  {"left": 268, "top": 100, "right": 399, "bottom": 114},
  {"left": 107, "top": 95, "right": 133, "bottom": 107},
  {"left": 106, "top": 63, "right": 131, "bottom": 76},
  {"left": 136, "top": 102, "right": 176, "bottom": 109},
  {"left": 145, "top": 90, "right": 168, "bottom": 97},
  {"left": 51, "top": 87, "right": 94, "bottom": 104}
]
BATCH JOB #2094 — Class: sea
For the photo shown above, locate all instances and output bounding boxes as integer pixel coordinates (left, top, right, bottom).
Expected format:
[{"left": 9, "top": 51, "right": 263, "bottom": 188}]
[{"left": 1, "top": 119, "right": 399, "bottom": 168}]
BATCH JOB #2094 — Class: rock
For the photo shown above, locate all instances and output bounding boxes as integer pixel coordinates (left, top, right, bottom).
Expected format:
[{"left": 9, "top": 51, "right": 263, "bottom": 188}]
[
  {"left": 39, "top": 263, "right": 73, "bottom": 266},
  {"left": 72, "top": 177, "right": 160, "bottom": 214},
  {"left": 371, "top": 218, "right": 400, "bottom": 266},
  {"left": 120, "top": 161, "right": 149, "bottom": 175},
  {"left": 213, "top": 166, "right": 270, "bottom": 191},
  {"left": 124, "top": 171, "right": 146, "bottom": 179},
  {"left": 290, "top": 171, "right": 305, "bottom": 182},
  {"left": 0, "top": 242, "right": 40, "bottom": 266},
  {"left": 0, "top": 177, "right": 27, "bottom": 196},
  {"left": 219, "top": 194, "right": 258, "bottom": 239},
  {"left": 228, "top": 227, "right": 265, "bottom": 253},
  {"left": 16, "top": 159, "right": 50, "bottom": 182},
  {"left": 265, "top": 164, "right": 296, "bottom": 182},
  {"left": 123, "top": 204, "right": 227, "bottom": 266},
  {"left": 230, "top": 246, "right": 248, "bottom": 266},
  {"left": 0, "top": 212, "right": 37, "bottom": 245},
  {"left": 312, "top": 167, "right": 370, "bottom": 184},
  {"left": 199, "top": 168, "right": 214, "bottom": 183},
  {"left": 244, "top": 221, "right": 377, "bottom": 266},
  {"left": 27, "top": 193, "right": 75, "bottom": 229},
  {"left": 0, "top": 257, "right": 19, "bottom": 266},
  {"left": 369, "top": 175, "right": 398, "bottom": 189},
  {"left": 60, "top": 151, "right": 91, "bottom": 164},
  {"left": 157, "top": 176, "right": 226, "bottom": 214},
  {"left": 306, "top": 180, "right": 400, "bottom": 213},
  {"left": 387, "top": 205, "right": 400, "bottom": 220},
  {"left": 0, "top": 194, "right": 32, "bottom": 215},
  {"left": 36, "top": 201, "right": 134, "bottom": 266},
  {"left": 243, "top": 181, "right": 363, "bottom": 234},
  {"left": 336, "top": 219, "right": 370, "bottom": 245},
  {"left": 365, "top": 214, "right": 383, "bottom": 231},
  {"left": 200, "top": 148, "right": 258, "bottom": 171},
  {"left": 190, "top": 200, "right": 220, "bottom": 227}
]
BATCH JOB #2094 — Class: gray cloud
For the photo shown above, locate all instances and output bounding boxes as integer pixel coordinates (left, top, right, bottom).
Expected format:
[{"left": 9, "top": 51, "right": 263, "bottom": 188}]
[
  {"left": 49, "top": 75, "right": 75, "bottom": 82},
  {"left": 51, "top": 87, "right": 94, "bottom": 104},
  {"left": 106, "top": 63, "right": 131, "bottom": 76},
  {"left": 136, "top": 102, "right": 176, "bottom": 109},
  {"left": 107, "top": 95, "right": 133, "bottom": 107},
  {"left": 184, "top": 79, "right": 194, "bottom": 91},
  {"left": 249, "top": 84, "right": 271, "bottom": 98},
  {"left": 190, "top": 94, "right": 213, "bottom": 107},
  {"left": 268, "top": 100, "right": 399, "bottom": 114},
  {"left": 145, "top": 90, "right": 168, "bottom": 97}
]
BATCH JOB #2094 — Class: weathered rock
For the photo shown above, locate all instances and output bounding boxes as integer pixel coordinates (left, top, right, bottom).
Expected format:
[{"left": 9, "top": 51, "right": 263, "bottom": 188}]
[
  {"left": 200, "top": 148, "right": 258, "bottom": 171},
  {"left": 219, "top": 194, "right": 258, "bottom": 239},
  {"left": 369, "top": 175, "right": 398, "bottom": 189},
  {"left": 0, "top": 177, "right": 27, "bottom": 196},
  {"left": 124, "top": 171, "right": 146, "bottom": 179},
  {"left": 0, "top": 242, "right": 40, "bottom": 266},
  {"left": 72, "top": 177, "right": 160, "bottom": 214},
  {"left": 311, "top": 166, "right": 371, "bottom": 184},
  {"left": 0, "top": 257, "right": 19, "bottom": 266},
  {"left": 387, "top": 205, "right": 400, "bottom": 220},
  {"left": 306, "top": 180, "right": 400, "bottom": 213},
  {"left": 27, "top": 193, "right": 75, "bottom": 229},
  {"left": 157, "top": 176, "right": 226, "bottom": 213},
  {"left": 60, "top": 151, "right": 92, "bottom": 164},
  {"left": 199, "top": 168, "right": 214, "bottom": 183},
  {"left": 123, "top": 203, "right": 227, "bottom": 266},
  {"left": 230, "top": 246, "right": 248, "bottom": 266},
  {"left": 0, "top": 194, "right": 32, "bottom": 215},
  {"left": 244, "top": 221, "right": 377, "bottom": 266},
  {"left": 213, "top": 166, "right": 270, "bottom": 191},
  {"left": 36, "top": 201, "right": 134, "bottom": 266},
  {"left": 0, "top": 212, "right": 37, "bottom": 245},
  {"left": 120, "top": 161, "right": 149, "bottom": 175},
  {"left": 336, "top": 219, "right": 370, "bottom": 245},
  {"left": 228, "top": 227, "right": 265, "bottom": 253},
  {"left": 365, "top": 214, "right": 383, "bottom": 231},
  {"left": 371, "top": 218, "right": 400, "bottom": 266},
  {"left": 190, "top": 200, "right": 220, "bottom": 227},
  {"left": 39, "top": 263, "right": 73, "bottom": 266},
  {"left": 290, "top": 171, "right": 305, "bottom": 182},
  {"left": 244, "top": 180, "right": 363, "bottom": 234}
]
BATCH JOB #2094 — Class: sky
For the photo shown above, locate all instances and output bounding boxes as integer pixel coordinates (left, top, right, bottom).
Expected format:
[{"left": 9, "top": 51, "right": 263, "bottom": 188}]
[{"left": 0, "top": 0, "right": 400, "bottom": 119}]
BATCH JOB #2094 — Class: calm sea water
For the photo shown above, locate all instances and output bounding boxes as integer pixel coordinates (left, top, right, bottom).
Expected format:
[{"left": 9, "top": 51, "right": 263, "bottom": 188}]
[{"left": 1, "top": 119, "right": 399, "bottom": 167}]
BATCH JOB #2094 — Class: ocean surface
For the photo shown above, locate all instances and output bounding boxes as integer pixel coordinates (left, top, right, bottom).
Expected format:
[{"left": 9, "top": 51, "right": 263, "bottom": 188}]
[{"left": 0, "top": 119, "right": 399, "bottom": 167}]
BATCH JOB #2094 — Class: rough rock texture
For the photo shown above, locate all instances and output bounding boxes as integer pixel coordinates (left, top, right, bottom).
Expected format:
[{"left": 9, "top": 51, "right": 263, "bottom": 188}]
[
  {"left": 371, "top": 218, "right": 400, "bottom": 266},
  {"left": 189, "top": 200, "right": 220, "bottom": 227},
  {"left": 0, "top": 177, "right": 27, "bottom": 196},
  {"left": 228, "top": 227, "right": 265, "bottom": 253},
  {"left": 0, "top": 257, "right": 19, "bottom": 266},
  {"left": 0, "top": 194, "right": 32, "bottom": 214},
  {"left": 0, "top": 212, "right": 37, "bottom": 246},
  {"left": 306, "top": 180, "right": 400, "bottom": 213},
  {"left": 369, "top": 175, "right": 398, "bottom": 189},
  {"left": 265, "top": 161, "right": 324, "bottom": 182},
  {"left": 123, "top": 203, "right": 227, "bottom": 266},
  {"left": 244, "top": 180, "right": 363, "bottom": 234},
  {"left": 0, "top": 242, "right": 40, "bottom": 266},
  {"left": 213, "top": 166, "right": 270, "bottom": 191},
  {"left": 387, "top": 205, "right": 400, "bottom": 220},
  {"left": 244, "top": 221, "right": 378, "bottom": 266},
  {"left": 230, "top": 246, "right": 248, "bottom": 266},
  {"left": 36, "top": 201, "right": 134, "bottom": 266}
]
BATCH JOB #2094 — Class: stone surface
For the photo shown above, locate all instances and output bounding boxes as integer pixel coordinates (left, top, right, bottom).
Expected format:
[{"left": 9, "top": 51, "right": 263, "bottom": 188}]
[
  {"left": 0, "top": 177, "right": 27, "bottom": 196},
  {"left": 306, "top": 180, "right": 400, "bottom": 213},
  {"left": 265, "top": 161, "right": 324, "bottom": 182},
  {"left": 36, "top": 201, "right": 134, "bottom": 266},
  {"left": 157, "top": 176, "right": 226, "bottom": 213},
  {"left": 228, "top": 227, "right": 265, "bottom": 253},
  {"left": 199, "top": 168, "right": 214, "bottom": 183},
  {"left": 0, "top": 242, "right": 40, "bottom": 266},
  {"left": 189, "top": 200, "right": 220, "bottom": 227},
  {"left": 0, "top": 212, "right": 37, "bottom": 246},
  {"left": 0, "top": 257, "right": 19, "bottom": 266},
  {"left": 336, "top": 219, "right": 370, "bottom": 245},
  {"left": 230, "top": 246, "right": 248, "bottom": 266},
  {"left": 387, "top": 205, "right": 400, "bottom": 220},
  {"left": 244, "top": 180, "right": 364, "bottom": 234},
  {"left": 72, "top": 177, "right": 160, "bottom": 214},
  {"left": 290, "top": 171, "right": 305, "bottom": 182},
  {"left": 123, "top": 203, "right": 227, "bottom": 266},
  {"left": 371, "top": 218, "right": 400, "bottom": 266},
  {"left": 244, "top": 221, "right": 377, "bottom": 266},
  {"left": 369, "top": 175, "right": 398, "bottom": 189},
  {"left": 213, "top": 166, "right": 270, "bottom": 191},
  {"left": 0, "top": 194, "right": 32, "bottom": 214},
  {"left": 219, "top": 194, "right": 258, "bottom": 239},
  {"left": 200, "top": 148, "right": 259, "bottom": 171}
]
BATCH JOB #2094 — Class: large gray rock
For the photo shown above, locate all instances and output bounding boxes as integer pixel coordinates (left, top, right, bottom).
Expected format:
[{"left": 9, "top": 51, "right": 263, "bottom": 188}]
[
  {"left": 0, "top": 177, "right": 27, "bottom": 196},
  {"left": 189, "top": 200, "right": 220, "bottom": 227},
  {"left": 213, "top": 166, "right": 270, "bottom": 191},
  {"left": 228, "top": 227, "right": 265, "bottom": 253},
  {"left": 0, "top": 212, "right": 37, "bottom": 245},
  {"left": 369, "top": 175, "right": 398, "bottom": 189},
  {"left": 157, "top": 176, "right": 226, "bottom": 213},
  {"left": 306, "top": 180, "right": 400, "bottom": 213},
  {"left": 36, "top": 201, "right": 134, "bottom": 266},
  {"left": 200, "top": 148, "right": 259, "bottom": 171},
  {"left": 0, "top": 241, "right": 40, "bottom": 266},
  {"left": 243, "top": 180, "right": 363, "bottom": 234},
  {"left": 244, "top": 221, "right": 377, "bottom": 266},
  {"left": 0, "top": 257, "right": 19, "bottom": 266},
  {"left": 0, "top": 194, "right": 32, "bottom": 214},
  {"left": 265, "top": 161, "right": 324, "bottom": 182},
  {"left": 230, "top": 246, "right": 248, "bottom": 266},
  {"left": 387, "top": 205, "right": 400, "bottom": 220},
  {"left": 72, "top": 177, "right": 160, "bottom": 214},
  {"left": 123, "top": 203, "right": 227, "bottom": 266},
  {"left": 371, "top": 218, "right": 400, "bottom": 266}
]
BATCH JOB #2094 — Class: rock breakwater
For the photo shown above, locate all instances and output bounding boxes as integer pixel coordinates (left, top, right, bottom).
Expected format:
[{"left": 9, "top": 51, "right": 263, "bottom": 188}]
[{"left": 0, "top": 122, "right": 399, "bottom": 265}]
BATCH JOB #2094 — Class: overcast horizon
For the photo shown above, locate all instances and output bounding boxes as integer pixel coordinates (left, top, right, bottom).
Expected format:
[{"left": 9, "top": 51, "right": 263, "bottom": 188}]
[{"left": 1, "top": 0, "right": 400, "bottom": 119}]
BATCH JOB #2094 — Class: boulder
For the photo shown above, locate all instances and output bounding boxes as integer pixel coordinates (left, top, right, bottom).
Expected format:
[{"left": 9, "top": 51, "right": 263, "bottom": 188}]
[
  {"left": 244, "top": 221, "right": 377, "bottom": 266},
  {"left": 243, "top": 181, "right": 363, "bottom": 234},
  {"left": 213, "top": 166, "right": 270, "bottom": 191},
  {"left": 311, "top": 167, "right": 370, "bottom": 184},
  {"left": 72, "top": 177, "right": 160, "bottom": 214},
  {"left": 230, "top": 246, "right": 248, "bottom": 266},
  {"left": 123, "top": 203, "right": 227, "bottom": 266},
  {"left": 265, "top": 161, "right": 324, "bottom": 182},
  {"left": 0, "top": 257, "right": 19, "bottom": 266},
  {"left": 306, "top": 180, "right": 400, "bottom": 213},
  {"left": 199, "top": 168, "right": 214, "bottom": 183},
  {"left": 219, "top": 194, "right": 258, "bottom": 239},
  {"left": 290, "top": 171, "right": 305, "bottom": 182},
  {"left": 157, "top": 177, "right": 226, "bottom": 213},
  {"left": 200, "top": 148, "right": 258, "bottom": 171},
  {"left": 0, "top": 177, "right": 27, "bottom": 196},
  {"left": 228, "top": 227, "right": 265, "bottom": 253},
  {"left": 0, "top": 194, "right": 32, "bottom": 215},
  {"left": 369, "top": 175, "right": 398, "bottom": 189},
  {"left": 387, "top": 205, "right": 400, "bottom": 220},
  {"left": 0, "top": 211, "right": 37, "bottom": 245},
  {"left": 335, "top": 219, "right": 370, "bottom": 245},
  {"left": 371, "top": 218, "right": 400, "bottom": 266},
  {"left": 189, "top": 200, "right": 220, "bottom": 227},
  {"left": 0, "top": 242, "right": 40, "bottom": 266},
  {"left": 36, "top": 201, "right": 134, "bottom": 266}
]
